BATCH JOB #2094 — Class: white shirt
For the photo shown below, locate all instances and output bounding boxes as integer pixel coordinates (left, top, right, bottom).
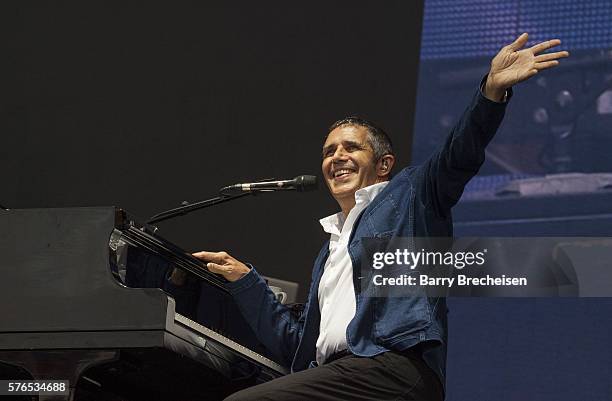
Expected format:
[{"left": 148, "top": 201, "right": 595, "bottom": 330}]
[{"left": 315, "top": 181, "right": 389, "bottom": 364}]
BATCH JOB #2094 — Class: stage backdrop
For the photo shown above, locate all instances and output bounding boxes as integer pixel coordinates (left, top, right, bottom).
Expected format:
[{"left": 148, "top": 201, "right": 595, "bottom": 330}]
[
  {"left": 414, "top": 1, "right": 612, "bottom": 400},
  {"left": 0, "top": 1, "right": 424, "bottom": 299}
]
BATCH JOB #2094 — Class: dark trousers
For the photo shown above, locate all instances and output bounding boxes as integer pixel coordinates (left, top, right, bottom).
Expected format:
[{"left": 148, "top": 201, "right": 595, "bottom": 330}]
[{"left": 224, "top": 350, "right": 444, "bottom": 401}]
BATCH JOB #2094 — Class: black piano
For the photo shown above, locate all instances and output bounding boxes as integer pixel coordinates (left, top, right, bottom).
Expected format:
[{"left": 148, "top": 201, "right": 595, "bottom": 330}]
[{"left": 0, "top": 207, "right": 286, "bottom": 401}]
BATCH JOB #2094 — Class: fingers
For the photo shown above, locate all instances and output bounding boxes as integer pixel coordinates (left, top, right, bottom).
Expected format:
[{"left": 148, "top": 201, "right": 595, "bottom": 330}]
[
  {"left": 532, "top": 48, "right": 568, "bottom": 73},
  {"left": 192, "top": 250, "right": 230, "bottom": 264},
  {"left": 192, "top": 252, "right": 232, "bottom": 274},
  {"left": 535, "top": 60, "right": 560, "bottom": 70},
  {"left": 507, "top": 32, "right": 529, "bottom": 51},
  {"left": 535, "top": 50, "right": 570, "bottom": 62},
  {"left": 530, "top": 39, "right": 562, "bottom": 54},
  {"left": 202, "top": 255, "right": 251, "bottom": 282},
  {"left": 206, "top": 262, "right": 227, "bottom": 274}
]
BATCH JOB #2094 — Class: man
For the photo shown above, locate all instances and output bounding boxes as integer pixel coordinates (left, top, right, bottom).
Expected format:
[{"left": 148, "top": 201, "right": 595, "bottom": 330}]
[{"left": 190, "top": 33, "right": 568, "bottom": 400}]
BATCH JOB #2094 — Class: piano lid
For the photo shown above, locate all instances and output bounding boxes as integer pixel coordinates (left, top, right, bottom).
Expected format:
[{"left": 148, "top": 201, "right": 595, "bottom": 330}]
[
  {"left": 0, "top": 207, "right": 172, "bottom": 333},
  {"left": 114, "top": 208, "right": 228, "bottom": 291}
]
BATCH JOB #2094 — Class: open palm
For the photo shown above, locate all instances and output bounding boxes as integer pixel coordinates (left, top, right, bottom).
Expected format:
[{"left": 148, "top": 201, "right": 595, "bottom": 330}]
[{"left": 487, "top": 33, "right": 569, "bottom": 94}]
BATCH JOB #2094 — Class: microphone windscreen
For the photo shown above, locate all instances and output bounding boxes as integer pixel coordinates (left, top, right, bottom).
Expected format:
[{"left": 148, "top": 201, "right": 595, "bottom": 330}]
[{"left": 294, "top": 175, "right": 318, "bottom": 192}]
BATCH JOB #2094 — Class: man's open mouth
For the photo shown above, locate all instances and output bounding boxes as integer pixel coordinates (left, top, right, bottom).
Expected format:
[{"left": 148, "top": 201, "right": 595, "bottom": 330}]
[{"left": 332, "top": 168, "right": 356, "bottom": 180}]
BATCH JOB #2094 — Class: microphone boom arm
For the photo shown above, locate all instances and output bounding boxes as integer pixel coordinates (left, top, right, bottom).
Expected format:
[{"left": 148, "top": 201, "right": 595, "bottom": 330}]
[
  {"left": 146, "top": 175, "right": 316, "bottom": 225},
  {"left": 147, "top": 192, "right": 253, "bottom": 225}
]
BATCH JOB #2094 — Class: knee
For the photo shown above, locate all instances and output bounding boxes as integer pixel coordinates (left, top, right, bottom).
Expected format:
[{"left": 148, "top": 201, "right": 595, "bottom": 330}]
[
  {"left": 223, "top": 380, "right": 282, "bottom": 401},
  {"left": 224, "top": 388, "right": 263, "bottom": 401},
  {"left": 223, "top": 390, "right": 245, "bottom": 401}
]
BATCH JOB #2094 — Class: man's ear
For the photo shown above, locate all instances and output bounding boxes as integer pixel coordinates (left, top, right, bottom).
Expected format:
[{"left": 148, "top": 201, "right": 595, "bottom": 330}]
[{"left": 377, "top": 154, "right": 395, "bottom": 178}]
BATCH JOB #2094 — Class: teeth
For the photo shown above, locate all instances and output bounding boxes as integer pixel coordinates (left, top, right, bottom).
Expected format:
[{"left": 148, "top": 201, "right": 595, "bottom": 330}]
[{"left": 333, "top": 169, "right": 353, "bottom": 178}]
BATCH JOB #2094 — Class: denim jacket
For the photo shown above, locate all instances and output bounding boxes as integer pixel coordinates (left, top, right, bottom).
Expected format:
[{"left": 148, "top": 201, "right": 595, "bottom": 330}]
[{"left": 226, "top": 86, "right": 510, "bottom": 388}]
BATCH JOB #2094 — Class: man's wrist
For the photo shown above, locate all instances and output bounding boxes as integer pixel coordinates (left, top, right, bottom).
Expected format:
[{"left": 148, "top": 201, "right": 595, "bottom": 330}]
[
  {"left": 225, "top": 265, "right": 261, "bottom": 294},
  {"left": 483, "top": 74, "right": 508, "bottom": 103}
]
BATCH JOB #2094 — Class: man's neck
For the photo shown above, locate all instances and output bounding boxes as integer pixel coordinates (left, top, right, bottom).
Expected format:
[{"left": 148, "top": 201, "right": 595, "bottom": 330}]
[{"left": 340, "top": 199, "right": 356, "bottom": 217}]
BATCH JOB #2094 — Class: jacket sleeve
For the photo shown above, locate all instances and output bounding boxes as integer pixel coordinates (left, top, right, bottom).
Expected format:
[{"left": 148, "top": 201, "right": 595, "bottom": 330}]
[
  {"left": 419, "top": 79, "right": 512, "bottom": 216},
  {"left": 225, "top": 267, "right": 306, "bottom": 367}
]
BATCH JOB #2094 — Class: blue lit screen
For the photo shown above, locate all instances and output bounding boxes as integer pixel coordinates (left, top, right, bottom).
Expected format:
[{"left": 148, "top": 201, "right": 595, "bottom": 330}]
[
  {"left": 421, "top": 0, "right": 612, "bottom": 59},
  {"left": 414, "top": 0, "right": 612, "bottom": 194}
]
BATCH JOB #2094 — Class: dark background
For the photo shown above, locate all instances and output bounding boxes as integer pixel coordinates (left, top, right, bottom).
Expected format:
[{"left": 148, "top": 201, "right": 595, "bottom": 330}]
[{"left": 0, "top": 1, "right": 424, "bottom": 299}]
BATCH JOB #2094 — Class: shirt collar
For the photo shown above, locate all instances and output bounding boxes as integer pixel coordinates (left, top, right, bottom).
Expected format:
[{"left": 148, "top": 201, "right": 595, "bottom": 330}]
[{"left": 319, "top": 181, "right": 389, "bottom": 235}]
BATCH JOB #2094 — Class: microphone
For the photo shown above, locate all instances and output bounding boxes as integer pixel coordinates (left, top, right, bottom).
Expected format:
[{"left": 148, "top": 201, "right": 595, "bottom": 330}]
[{"left": 222, "top": 175, "right": 318, "bottom": 193}]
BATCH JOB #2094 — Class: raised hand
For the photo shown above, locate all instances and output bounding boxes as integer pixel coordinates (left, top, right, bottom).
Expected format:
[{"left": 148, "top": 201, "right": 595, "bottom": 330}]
[
  {"left": 192, "top": 250, "right": 251, "bottom": 282},
  {"left": 485, "top": 33, "right": 569, "bottom": 101}
]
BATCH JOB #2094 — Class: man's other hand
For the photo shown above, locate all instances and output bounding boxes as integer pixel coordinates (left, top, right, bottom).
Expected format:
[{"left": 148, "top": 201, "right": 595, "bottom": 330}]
[
  {"left": 192, "top": 250, "right": 251, "bottom": 282},
  {"left": 169, "top": 267, "right": 188, "bottom": 286},
  {"left": 485, "top": 33, "right": 569, "bottom": 101}
]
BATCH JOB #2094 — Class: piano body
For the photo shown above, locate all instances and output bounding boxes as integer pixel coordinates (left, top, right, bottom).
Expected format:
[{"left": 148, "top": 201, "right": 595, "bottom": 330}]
[{"left": 0, "top": 207, "right": 286, "bottom": 401}]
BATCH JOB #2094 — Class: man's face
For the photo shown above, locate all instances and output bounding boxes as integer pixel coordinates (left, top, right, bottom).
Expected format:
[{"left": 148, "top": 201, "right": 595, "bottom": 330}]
[{"left": 321, "top": 125, "right": 380, "bottom": 204}]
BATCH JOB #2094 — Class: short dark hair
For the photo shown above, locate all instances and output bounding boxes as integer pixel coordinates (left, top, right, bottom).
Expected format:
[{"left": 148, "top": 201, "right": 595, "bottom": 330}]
[{"left": 327, "top": 116, "right": 394, "bottom": 161}]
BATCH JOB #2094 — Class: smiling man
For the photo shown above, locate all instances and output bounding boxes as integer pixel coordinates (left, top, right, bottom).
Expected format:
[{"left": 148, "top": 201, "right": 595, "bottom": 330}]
[
  {"left": 191, "top": 34, "right": 569, "bottom": 400},
  {"left": 322, "top": 118, "right": 396, "bottom": 216}
]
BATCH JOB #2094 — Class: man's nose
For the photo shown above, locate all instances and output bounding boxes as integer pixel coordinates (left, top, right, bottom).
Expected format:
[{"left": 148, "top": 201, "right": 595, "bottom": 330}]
[{"left": 332, "top": 146, "right": 349, "bottom": 160}]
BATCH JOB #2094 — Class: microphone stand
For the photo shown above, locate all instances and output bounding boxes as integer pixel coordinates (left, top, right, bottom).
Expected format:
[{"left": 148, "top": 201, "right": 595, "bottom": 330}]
[{"left": 147, "top": 192, "right": 254, "bottom": 225}]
